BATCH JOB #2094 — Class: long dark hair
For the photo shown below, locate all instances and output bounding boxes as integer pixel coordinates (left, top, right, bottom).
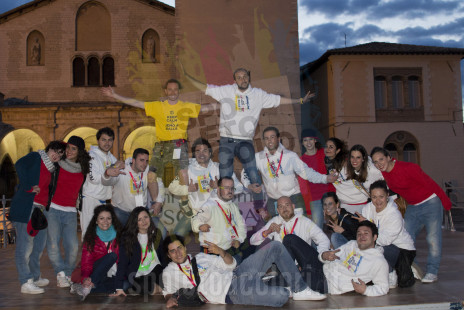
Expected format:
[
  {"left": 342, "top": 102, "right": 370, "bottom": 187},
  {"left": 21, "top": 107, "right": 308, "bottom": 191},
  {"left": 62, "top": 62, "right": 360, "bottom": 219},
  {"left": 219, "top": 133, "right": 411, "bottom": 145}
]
[
  {"left": 326, "top": 137, "right": 348, "bottom": 172},
  {"left": 76, "top": 148, "right": 91, "bottom": 175},
  {"left": 121, "top": 207, "right": 161, "bottom": 258},
  {"left": 83, "top": 204, "right": 122, "bottom": 252},
  {"left": 346, "top": 144, "right": 368, "bottom": 182}
]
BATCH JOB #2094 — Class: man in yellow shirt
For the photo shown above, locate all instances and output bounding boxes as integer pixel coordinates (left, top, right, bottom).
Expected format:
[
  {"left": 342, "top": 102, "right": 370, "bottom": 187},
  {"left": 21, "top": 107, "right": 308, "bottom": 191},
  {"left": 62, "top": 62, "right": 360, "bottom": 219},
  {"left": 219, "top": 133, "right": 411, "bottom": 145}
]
[{"left": 101, "top": 79, "right": 200, "bottom": 204}]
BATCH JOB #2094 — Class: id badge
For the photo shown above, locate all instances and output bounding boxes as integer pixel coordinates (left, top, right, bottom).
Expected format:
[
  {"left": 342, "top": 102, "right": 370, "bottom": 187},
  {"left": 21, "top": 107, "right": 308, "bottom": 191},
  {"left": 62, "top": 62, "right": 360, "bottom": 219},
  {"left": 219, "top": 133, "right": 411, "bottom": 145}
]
[
  {"left": 173, "top": 148, "right": 181, "bottom": 159},
  {"left": 135, "top": 194, "right": 144, "bottom": 206}
]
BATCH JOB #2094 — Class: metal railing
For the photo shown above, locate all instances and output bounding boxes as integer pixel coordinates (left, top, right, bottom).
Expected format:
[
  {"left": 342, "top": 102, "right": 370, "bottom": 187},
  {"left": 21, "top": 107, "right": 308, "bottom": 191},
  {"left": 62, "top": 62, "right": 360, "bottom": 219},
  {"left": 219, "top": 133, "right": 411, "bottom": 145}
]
[{"left": 0, "top": 195, "right": 15, "bottom": 248}]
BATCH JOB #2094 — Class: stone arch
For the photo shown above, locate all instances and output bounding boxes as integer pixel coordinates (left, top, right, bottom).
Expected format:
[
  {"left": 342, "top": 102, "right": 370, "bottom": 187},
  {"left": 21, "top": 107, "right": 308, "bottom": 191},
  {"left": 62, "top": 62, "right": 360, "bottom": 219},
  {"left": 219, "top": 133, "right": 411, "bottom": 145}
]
[
  {"left": 383, "top": 131, "right": 420, "bottom": 164},
  {"left": 72, "top": 56, "right": 85, "bottom": 86},
  {"left": 63, "top": 127, "right": 98, "bottom": 150},
  {"left": 27, "top": 30, "right": 45, "bottom": 66},
  {"left": 122, "top": 126, "right": 156, "bottom": 161},
  {"left": 142, "top": 29, "right": 160, "bottom": 63},
  {"left": 76, "top": 1, "right": 111, "bottom": 51}
]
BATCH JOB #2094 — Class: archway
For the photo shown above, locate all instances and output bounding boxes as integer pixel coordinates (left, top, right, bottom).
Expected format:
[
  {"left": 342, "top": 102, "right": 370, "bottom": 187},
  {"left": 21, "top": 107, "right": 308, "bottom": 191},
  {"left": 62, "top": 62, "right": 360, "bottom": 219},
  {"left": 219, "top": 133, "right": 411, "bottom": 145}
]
[
  {"left": 64, "top": 127, "right": 98, "bottom": 150},
  {"left": 383, "top": 131, "right": 420, "bottom": 164},
  {"left": 122, "top": 126, "right": 157, "bottom": 160}
]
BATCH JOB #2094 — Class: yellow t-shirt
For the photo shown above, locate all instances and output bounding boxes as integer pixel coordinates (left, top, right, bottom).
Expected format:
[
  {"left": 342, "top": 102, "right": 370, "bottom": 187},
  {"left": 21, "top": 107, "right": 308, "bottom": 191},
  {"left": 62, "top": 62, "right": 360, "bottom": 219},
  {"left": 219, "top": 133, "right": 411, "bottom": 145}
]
[{"left": 144, "top": 100, "right": 200, "bottom": 141}]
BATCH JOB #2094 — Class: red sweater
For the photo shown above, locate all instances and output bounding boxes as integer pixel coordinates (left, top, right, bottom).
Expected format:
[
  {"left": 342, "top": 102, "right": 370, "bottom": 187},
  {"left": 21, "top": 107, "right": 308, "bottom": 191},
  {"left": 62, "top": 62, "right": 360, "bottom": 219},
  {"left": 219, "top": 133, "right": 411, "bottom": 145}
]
[
  {"left": 33, "top": 161, "right": 51, "bottom": 206},
  {"left": 51, "top": 168, "right": 84, "bottom": 207},
  {"left": 381, "top": 160, "right": 451, "bottom": 210},
  {"left": 298, "top": 149, "right": 328, "bottom": 212},
  {"left": 81, "top": 237, "right": 119, "bottom": 280}
]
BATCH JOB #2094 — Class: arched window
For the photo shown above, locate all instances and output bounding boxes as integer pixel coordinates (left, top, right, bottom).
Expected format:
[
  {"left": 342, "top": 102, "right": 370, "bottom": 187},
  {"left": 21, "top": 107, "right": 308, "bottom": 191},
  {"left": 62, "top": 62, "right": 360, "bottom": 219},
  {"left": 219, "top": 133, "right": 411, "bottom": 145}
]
[
  {"left": 27, "top": 30, "right": 45, "bottom": 66},
  {"left": 408, "top": 76, "right": 420, "bottom": 108},
  {"left": 391, "top": 76, "right": 403, "bottom": 108},
  {"left": 403, "top": 143, "right": 417, "bottom": 163},
  {"left": 73, "top": 57, "right": 85, "bottom": 86},
  {"left": 142, "top": 29, "right": 160, "bottom": 63},
  {"left": 102, "top": 56, "right": 114, "bottom": 86},
  {"left": 76, "top": 1, "right": 111, "bottom": 51},
  {"left": 374, "top": 76, "right": 387, "bottom": 109},
  {"left": 384, "top": 143, "right": 398, "bottom": 160},
  {"left": 87, "top": 57, "right": 100, "bottom": 86}
]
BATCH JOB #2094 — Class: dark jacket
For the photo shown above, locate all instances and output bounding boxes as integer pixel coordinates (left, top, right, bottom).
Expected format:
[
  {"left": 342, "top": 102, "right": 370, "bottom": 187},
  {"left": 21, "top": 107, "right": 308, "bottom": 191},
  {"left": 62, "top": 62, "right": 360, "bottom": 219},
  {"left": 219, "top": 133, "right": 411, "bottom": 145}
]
[
  {"left": 331, "top": 208, "right": 359, "bottom": 242},
  {"left": 115, "top": 230, "right": 167, "bottom": 289},
  {"left": 10, "top": 152, "right": 57, "bottom": 223}
]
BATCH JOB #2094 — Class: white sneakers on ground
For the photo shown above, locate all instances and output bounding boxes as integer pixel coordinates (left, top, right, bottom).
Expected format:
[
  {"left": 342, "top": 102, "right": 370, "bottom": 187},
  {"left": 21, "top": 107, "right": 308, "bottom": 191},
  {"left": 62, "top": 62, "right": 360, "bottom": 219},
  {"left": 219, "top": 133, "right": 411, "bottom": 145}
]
[
  {"left": 57, "top": 271, "right": 71, "bottom": 288},
  {"left": 21, "top": 279, "right": 45, "bottom": 294},
  {"left": 71, "top": 283, "right": 91, "bottom": 301},
  {"left": 293, "top": 287, "right": 327, "bottom": 301},
  {"left": 422, "top": 273, "right": 438, "bottom": 283},
  {"left": 389, "top": 270, "right": 398, "bottom": 289}
]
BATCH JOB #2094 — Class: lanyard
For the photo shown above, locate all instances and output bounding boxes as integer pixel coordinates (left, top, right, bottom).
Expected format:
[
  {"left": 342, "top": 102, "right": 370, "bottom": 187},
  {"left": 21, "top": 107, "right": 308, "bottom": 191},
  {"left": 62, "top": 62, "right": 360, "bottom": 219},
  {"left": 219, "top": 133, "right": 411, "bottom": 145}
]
[
  {"left": 281, "top": 218, "right": 299, "bottom": 239},
  {"left": 177, "top": 256, "right": 196, "bottom": 287},
  {"left": 216, "top": 201, "right": 238, "bottom": 237},
  {"left": 266, "top": 151, "right": 284, "bottom": 177},
  {"left": 129, "top": 172, "right": 143, "bottom": 194},
  {"left": 140, "top": 243, "right": 149, "bottom": 266}
]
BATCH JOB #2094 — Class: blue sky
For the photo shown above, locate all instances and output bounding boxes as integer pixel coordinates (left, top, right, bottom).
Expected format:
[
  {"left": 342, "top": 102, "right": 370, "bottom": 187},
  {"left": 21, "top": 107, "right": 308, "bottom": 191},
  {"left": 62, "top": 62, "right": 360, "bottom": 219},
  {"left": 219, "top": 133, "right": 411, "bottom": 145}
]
[{"left": 1, "top": 0, "right": 463, "bottom": 104}]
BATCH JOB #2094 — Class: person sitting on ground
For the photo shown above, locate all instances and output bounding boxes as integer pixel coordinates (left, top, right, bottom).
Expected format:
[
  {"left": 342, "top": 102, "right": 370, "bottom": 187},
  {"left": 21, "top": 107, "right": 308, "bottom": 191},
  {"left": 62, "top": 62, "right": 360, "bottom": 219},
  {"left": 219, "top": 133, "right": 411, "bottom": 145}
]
[
  {"left": 354, "top": 180, "right": 416, "bottom": 288},
  {"left": 250, "top": 196, "right": 329, "bottom": 291},
  {"left": 112, "top": 207, "right": 167, "bottom": 297},
  {"left": 162, "top": 235, "right": 326, "bottom": 308},
  {"left": 320, "top": 221, "right": 389, "bottom": 296},
  {"left": 70, "top": 204, "right": 123, "bottom": 300},
  {"left": 322, "top": 192, "right": 359, "bottom": 249}
]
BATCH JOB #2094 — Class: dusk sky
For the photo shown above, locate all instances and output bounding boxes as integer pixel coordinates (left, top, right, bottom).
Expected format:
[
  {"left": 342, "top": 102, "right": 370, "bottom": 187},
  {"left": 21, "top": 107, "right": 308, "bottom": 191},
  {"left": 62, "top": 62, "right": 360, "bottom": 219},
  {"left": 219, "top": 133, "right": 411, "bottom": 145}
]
[{"left": 1, "top": 0, "right": 463, "bottom": 102}]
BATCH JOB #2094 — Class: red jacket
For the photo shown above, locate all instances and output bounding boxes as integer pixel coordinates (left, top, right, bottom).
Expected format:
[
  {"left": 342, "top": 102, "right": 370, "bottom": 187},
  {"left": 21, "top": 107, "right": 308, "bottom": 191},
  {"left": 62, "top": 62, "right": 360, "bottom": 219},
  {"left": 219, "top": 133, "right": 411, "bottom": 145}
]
[
  {"left": 81, "top": 236, "right": 119, "bottom": 279},
  {"left": 381, "top": 160, "right": 452, "bottom": 210}
]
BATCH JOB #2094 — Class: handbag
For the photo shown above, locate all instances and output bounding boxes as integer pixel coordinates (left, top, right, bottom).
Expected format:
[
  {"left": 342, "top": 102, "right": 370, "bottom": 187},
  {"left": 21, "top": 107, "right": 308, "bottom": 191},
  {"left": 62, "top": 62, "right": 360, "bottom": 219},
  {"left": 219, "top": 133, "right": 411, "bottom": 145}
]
[{"left": 172, "top": 257, "right": 205, "bottom": 307}]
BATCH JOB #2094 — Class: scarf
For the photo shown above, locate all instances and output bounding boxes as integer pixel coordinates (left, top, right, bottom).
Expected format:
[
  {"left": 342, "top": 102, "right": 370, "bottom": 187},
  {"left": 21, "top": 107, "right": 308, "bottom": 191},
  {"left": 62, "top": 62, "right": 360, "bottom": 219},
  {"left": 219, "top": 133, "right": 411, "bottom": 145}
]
[
  {"left": 96, "top": 225, "right": 117, "bottom": 242},
  {"left": 38, "top": 149, "right": 56, "bottom": 173}
]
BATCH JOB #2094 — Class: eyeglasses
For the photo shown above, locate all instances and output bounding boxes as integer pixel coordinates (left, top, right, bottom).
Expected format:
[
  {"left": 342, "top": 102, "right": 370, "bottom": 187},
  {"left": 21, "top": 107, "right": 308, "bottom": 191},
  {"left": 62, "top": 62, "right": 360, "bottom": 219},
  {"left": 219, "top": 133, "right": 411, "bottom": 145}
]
[{"left": 219, "top": 186, "right": 235, "bottom": 191}]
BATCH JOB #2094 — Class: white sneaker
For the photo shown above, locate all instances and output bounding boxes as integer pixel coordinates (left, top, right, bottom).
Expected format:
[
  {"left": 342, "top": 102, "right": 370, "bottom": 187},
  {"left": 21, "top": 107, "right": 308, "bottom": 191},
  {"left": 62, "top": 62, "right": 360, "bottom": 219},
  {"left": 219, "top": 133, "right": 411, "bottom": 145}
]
[
  {"left": 293, "top": 287, "right": 326, "bottom": 301},
  {"left": 34, "top": 277, "right": 49, "bottom": 287},
  {"left": 389, "top": 270, "right": 398, "bottom": 289},
  {"left": 57, "top": 271, "right": 71, "bottom": 288},
  {"left": 21, "top": 279, "right": 45, "bottom": 294},
  {"left": 422, "top": 273, "right": 438, "bottom": 283},
  {"left": 411, "top": 262, "right": 424, "bottom": 280}
]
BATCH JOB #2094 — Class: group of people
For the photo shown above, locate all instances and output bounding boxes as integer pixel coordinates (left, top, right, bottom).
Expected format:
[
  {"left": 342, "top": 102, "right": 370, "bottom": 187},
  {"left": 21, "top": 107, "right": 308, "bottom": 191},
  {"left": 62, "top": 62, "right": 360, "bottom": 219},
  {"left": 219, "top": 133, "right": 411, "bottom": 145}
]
[{"left": 9, "top": 67, "right": 451, "bottom": 308}]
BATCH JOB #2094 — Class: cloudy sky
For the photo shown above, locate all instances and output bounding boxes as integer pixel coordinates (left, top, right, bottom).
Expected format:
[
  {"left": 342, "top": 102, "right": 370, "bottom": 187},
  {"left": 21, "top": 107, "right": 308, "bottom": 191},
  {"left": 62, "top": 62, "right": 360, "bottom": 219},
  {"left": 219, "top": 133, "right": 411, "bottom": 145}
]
[{"left": 1, "top": 0, "right": 463, "bottom": 96}]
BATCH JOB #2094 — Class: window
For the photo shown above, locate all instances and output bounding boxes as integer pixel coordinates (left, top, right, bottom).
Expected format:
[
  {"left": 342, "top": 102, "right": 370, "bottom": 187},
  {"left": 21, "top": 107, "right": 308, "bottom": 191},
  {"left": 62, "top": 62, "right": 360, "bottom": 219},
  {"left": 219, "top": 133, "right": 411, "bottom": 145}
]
[
  {"left": 374, "top": 76, "right": 387, "bottom": 109},
  {"left": 408, "top": 76, "right": 420, "bottom": 108},
  {"left": 73, "top": 57, "right": 85, "bottom": 86},
  {"left": 384, "top": 143, "right": 398, "bottom": 160},
  {"left": 102, "top": 56, "right": 115, "bottom": 86},
  {"left": 87, "top": 57, "right": 100, "bottom": 86},
  {"left": 76, "top": 1, "right": 111, "bottom": 51},
  {"left": 391, "top": 76, "right": 403, "bottom": 108},
  {"left": 403, "top": 143, "right": 417, "bottom": 163}
]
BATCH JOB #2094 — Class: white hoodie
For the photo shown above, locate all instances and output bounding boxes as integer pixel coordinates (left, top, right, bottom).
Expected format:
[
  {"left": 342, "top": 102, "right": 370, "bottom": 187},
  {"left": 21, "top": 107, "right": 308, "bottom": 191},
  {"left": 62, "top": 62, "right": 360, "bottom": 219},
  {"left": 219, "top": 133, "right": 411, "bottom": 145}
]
[
  {"left": 250, "top": 211, "right": 330, "bottom": 253},
  {"left": 361, "top": 199, "right": 415, "bottom": 251},
  {"left": 101, "top": 158, "right": 149, "bottom": 212},
  {"left": 82, "top": 145, "right": 117, "bottom": 200},
  {"left": 242, "top": 143, "right": 327, "bottom": 199},
  {"left": 320, "top": 240, "right": 389, "bottom": 297}
]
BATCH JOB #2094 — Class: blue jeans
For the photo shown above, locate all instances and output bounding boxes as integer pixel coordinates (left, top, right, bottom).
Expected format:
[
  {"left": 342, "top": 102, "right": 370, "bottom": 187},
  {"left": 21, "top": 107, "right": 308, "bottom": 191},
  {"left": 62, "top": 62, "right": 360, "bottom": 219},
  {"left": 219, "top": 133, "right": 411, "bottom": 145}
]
[
  {"left": 13, "top": 206, "right": 48, "bottom": 285},
  {"left": 90, "top": 252, "right": 117, "bottom": 293},
  {"left": 383, "top": 244, "right": 400, "bottom": 272},
  {"left": 330, "top": 232, "right": 349, "bottom": 249},
  {"left": 45, "top": 208, "right": 78, "bottom": 276},
  {"left": 404, "top": 196, "right": 443, "bottom": 275},
  {"left": 266, "top": 193, "right": 306, "bottom": 218},
  {"left": 219, "top": 137, "right": 263, "bottom": 209},
  {"left": 310, "top": 200, "right": 324, "bottom": 229},
  {"left": 227, "top": 241, "right": 307, "bottom": 307},
  {"left": 114, "top": 207, "right": 131, "bottom": 227}
]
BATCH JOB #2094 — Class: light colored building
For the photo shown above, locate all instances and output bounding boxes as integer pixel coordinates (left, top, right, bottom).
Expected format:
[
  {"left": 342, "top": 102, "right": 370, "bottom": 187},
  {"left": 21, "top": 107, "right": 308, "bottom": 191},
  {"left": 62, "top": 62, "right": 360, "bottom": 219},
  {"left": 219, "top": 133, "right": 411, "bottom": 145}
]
[{"left": 301, "top": 42, "right": 464, "bottom": 199}]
